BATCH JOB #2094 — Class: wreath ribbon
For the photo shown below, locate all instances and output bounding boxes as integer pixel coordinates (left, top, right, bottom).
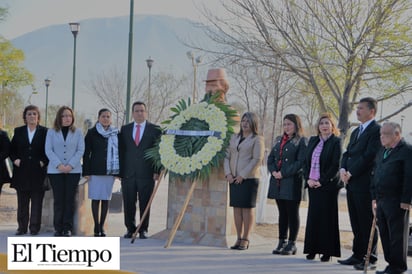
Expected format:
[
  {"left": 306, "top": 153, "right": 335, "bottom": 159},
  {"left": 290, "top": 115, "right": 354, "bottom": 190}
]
[{"left": 165, "top": 129, "right": 222, "bottom": 139}]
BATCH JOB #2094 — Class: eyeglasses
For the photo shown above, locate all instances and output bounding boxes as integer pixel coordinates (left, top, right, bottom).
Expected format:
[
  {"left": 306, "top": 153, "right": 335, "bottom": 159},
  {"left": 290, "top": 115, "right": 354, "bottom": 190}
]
[{"left": 61, "top": 114, "right": 73, "bottom": 118}]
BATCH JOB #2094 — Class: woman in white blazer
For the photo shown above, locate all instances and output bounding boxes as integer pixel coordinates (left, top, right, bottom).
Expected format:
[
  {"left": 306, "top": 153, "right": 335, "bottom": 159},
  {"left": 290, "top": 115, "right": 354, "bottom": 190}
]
[{"left": 45, "top": 106, "right": 84, "bottom": 236}]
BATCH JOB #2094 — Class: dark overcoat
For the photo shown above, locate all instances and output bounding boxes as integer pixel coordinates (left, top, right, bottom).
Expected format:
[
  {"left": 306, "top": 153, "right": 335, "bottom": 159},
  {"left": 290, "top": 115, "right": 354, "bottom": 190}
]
[
  {"left": 10, "top": 125, "right": 48, "bottom": 191},
  {"left": 267, "top": 136, "right": 307, "bottom": 201},
  {"left": 83, "top": 126, "right": 119, "bottom": 176}
]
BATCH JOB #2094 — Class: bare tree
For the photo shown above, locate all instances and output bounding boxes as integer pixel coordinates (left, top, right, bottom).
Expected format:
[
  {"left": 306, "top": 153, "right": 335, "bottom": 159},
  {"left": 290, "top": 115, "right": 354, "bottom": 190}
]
[
  {"left": 215, "top": 59, "right": 299, "bottom": 145},
  {"left": 141, "top": 72, "right": 187, "bottom": 124},
  {"left": 87, "top": 66, "right": 187, "bottom": 127},
  {"left": 196, "top": 0, "right": 412, "bottom": 135},
  {"left": 86, "top": 66, "right": 143, "bottom": 128}
]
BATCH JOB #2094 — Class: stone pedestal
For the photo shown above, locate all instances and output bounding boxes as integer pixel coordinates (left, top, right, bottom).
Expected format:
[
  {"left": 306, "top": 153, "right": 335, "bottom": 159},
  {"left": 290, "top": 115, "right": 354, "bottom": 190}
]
[
  {"left": 41, "top": 179, "right": 94, "bottom": 236},
  {"left": 153, "top": 166, "right": 236, "bottom": 247}
]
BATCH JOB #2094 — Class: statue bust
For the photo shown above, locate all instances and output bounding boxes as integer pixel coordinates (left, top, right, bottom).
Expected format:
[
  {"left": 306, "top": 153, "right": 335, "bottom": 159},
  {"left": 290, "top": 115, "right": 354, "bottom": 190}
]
[{"left": 204, "top": 68, "right": 229, "bottom": 103}]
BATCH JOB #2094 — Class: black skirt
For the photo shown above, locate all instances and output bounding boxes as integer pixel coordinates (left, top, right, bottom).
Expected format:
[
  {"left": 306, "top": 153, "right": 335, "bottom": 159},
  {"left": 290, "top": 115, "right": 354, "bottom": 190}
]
[{"left": 229, "top": 178, "right": 259, "bottom": 208}]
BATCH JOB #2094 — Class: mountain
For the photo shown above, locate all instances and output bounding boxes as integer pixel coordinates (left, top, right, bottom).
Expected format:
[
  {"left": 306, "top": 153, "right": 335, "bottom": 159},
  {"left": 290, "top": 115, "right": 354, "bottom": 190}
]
[{"left": 11, "top": 15, "right": 211, "bottom": 119}]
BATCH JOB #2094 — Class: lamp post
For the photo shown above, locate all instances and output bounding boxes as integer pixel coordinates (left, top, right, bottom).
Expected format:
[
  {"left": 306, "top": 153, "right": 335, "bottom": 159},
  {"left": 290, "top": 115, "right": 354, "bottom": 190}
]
[
  {"left": 146, "top": 57, "right": 154, "bottom": 119},
  {"left": 44, "top": 78, "right": 51, "bottom": 126},
  {"left": 69, "top": 22, "right": 80, "bottom": 110},
  {"left": 125, "top": 0, "right": 134, "bottom": 124},
  {"left": 186, "top": 51, "right": 202, "bottom": 103}
]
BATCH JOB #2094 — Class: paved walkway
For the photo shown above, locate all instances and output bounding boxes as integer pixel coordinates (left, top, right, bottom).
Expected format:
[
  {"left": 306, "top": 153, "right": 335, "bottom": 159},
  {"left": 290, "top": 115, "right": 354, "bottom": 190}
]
[{"left": 1, "top": 180, "right": 411, "bottom": 274}]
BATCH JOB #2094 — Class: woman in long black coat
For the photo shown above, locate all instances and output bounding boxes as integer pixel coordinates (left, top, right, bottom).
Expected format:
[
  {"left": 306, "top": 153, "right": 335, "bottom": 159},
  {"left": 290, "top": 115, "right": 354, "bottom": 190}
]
[
  {"left": 0, "top": 127, "right": 11, "bottom": 194},
  {"left": 303, "top": 113, "right": 342, "bottom": 262},
  {"left": 267, "top": 114, "right": 307, "bottom": 255},
  {"left": 10, "top": 105, "right": 48, "bottom": 235}
]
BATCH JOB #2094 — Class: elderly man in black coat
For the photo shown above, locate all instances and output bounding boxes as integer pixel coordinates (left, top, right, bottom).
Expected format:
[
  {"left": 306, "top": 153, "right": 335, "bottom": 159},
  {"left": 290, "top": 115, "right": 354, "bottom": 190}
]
[{"left": 372, "top": 122, "right": 412, "bottom": 274}]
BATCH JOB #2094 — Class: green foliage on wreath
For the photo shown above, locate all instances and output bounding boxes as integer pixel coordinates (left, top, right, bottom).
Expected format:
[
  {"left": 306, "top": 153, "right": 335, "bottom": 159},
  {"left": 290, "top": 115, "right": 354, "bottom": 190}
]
[{"left": 145, "top": 93, "right": 238, "bottom": 181}]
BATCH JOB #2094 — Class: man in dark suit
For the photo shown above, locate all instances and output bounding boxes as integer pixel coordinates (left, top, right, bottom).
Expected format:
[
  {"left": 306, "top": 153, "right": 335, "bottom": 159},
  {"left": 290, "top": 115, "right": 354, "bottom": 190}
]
[
  {"left": 119, "top": 101, "right": 161, "bottom": 239},
  {"left": 372, "top": 122, "right": 412, "bottom": 274},
  {"left": 338, "top": 97, "right": 381, "bottom": 270}
]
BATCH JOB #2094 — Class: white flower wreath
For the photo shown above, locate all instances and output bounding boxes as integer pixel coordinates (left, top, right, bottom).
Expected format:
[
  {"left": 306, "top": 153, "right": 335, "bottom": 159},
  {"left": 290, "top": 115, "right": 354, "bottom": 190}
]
[{"left": 159, "top": 102, "right": 228, "bottom": 176}]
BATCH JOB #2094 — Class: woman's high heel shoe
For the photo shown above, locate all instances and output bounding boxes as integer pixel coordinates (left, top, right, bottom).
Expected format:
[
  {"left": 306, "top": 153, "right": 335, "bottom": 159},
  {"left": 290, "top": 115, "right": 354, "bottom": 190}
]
[
  {"left": 306, "top": 253, "right": 316, "bottom": 260},
  {"left": 238, "top": 239, "right": 249, "bottom": 250},
  {"left": 320, "top": 255, "right": 331, "bottom": 262},
  {"left": 230, "top": 239, "right": 241, "bottom": 249}
]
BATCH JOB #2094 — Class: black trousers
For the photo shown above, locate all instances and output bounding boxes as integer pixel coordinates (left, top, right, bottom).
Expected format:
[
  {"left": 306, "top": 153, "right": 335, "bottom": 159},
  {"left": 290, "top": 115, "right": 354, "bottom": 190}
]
[
  {"left": 275, "top": 199, "right": 300, "bottom": 242},
  {"left": 49, "top": 173, "right": 80, "bottom": 233},
  {"left": 122, "top": 177, "right": 154, "bottom": 233},
  {"left": 377, "top": 197, "right": 409, "bottom": 273},
  {"left": 347, "top": 190, "right": 378, "bottom": 262},
  {"left": 16, "top": 189, "right": 45, "bottom": 233}
]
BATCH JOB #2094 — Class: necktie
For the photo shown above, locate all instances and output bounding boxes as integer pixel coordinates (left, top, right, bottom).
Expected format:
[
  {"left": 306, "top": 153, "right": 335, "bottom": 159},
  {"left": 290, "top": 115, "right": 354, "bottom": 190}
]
[
  {"left": 134, "top": 124, "right": 141, "bottom": 146},
  {"left": 356, "top": 125, "right": 363, "bottom": 140},
  {"left": 383, "top": 148, "right": 392, "bottom": 159}
]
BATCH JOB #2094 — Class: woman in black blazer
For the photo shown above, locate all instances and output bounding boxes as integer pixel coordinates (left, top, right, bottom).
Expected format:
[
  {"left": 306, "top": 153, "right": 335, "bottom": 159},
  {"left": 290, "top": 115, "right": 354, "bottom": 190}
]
[
  {"left": 83, "top": 108, "right": 119, "bottom": 236},
  {"left": 267, "top": 114, "right": 307, "bottom": 255},
  {"left": 10, "top": 105, "right": 48, "bottom": 235},
  {"left": 303, "top": 113, "right": 342, "bottom": 262},
  {"left": 0, "top": 126, "right": 11, "bottom": 194}
]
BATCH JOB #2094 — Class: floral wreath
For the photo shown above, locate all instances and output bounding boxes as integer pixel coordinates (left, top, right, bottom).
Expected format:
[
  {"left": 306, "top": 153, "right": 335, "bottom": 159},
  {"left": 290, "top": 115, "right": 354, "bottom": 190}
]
[{"left": 145, "top": 93, "right": 238, "bottom": 181}]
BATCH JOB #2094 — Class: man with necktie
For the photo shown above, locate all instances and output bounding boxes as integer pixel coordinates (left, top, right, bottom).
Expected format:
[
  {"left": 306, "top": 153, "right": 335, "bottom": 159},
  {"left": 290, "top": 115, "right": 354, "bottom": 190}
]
[
  {"left": 372, "top": 122, "right": 412, "bottom": 274},
  {"left": 338, "top": 97, "right": 381, "bottom": 270},
  {"left": 119, "top": 101, "right": 162, "bottom": 239}
]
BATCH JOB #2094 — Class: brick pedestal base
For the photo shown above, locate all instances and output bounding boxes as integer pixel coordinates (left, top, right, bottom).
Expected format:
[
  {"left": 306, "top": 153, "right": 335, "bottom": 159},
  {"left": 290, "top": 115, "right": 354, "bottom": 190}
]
[{"left": 153, "top": 167, "right": 236, "bottom": 247}]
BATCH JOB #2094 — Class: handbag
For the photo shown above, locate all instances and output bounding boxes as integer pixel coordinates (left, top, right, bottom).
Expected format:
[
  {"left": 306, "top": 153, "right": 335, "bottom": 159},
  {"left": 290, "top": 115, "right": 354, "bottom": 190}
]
[{"left": 43, "top": 176, "right": 51, "bottom": 191}]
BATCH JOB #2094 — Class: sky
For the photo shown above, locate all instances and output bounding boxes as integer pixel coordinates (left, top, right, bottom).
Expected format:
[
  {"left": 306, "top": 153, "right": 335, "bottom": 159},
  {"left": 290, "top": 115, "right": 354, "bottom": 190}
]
[
  {"left": 1, "top": 0, "right": 411, "bottom": 135},
  {"left": 0, "top": 0, "right": 223, "bottom": 39}
]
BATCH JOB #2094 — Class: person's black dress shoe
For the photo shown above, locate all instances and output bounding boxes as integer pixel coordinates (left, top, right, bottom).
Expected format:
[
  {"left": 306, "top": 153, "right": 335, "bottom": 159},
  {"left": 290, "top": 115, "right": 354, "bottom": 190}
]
[
  {"left": 30, "top": 231, "right": 39, "bottom": 235},
  {"left": 306, "top": 253, "right": 316, "bottom": 260},
  {"left": 124, "top": 231, "right": 133, "bottom": 238},
  {"left": 320, "top": 255, "right": 331, "bottom": 262},
  {"left": 54, "top": 231, "right": 63, "bottom": 237},
  {"left": 353, "top": 260, "right": 376, "bottom": 271},
  {"left": 139, "top": 231, "right": 148, "bottom": 239},
  {"left": 375, "top": 267, "right": 389, "bottom": 274},
  {"left": 63, "top": 230, "right": 71, "bottom": 237},
  {"left": 337, "top": 256, "right": 362, "bottom": 265},
  {"left": 15, "top": 230, "right": 26, "bottom": 235}
]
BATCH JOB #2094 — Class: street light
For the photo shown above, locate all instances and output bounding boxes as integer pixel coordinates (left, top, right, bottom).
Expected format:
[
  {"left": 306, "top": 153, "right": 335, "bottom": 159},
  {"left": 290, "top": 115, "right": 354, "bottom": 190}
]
[
  {"left": 69, "top": 22, "right": 80, "bottom": 110},
  {"left": 186, "top": 51, "right": 202, "bottom": 103},
  {"left": 125, "top": 0, "right": 135, "bottom": 124},
  {"left": 146, "top": 57, "right": 154, "bottom": 119},
  {"left": 44, "top": 78, "right": 51, "bottom": 126}
]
